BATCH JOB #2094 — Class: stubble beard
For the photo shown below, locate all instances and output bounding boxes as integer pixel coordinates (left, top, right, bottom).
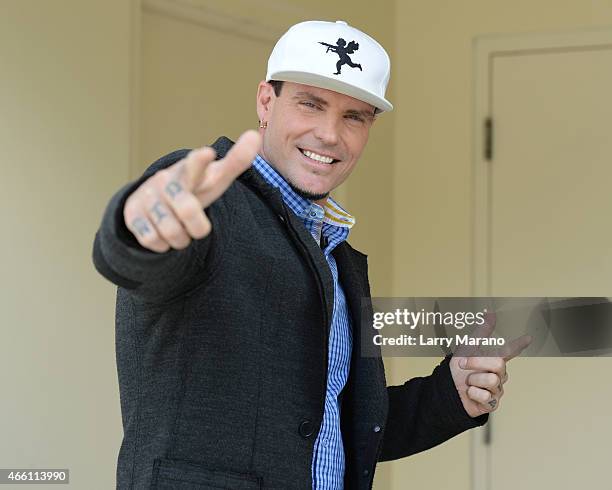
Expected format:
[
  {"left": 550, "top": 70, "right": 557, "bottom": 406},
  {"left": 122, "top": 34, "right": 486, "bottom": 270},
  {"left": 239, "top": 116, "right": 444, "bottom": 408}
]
[{"left": 263, "top": 146, "right": 331, "bottom": 201}]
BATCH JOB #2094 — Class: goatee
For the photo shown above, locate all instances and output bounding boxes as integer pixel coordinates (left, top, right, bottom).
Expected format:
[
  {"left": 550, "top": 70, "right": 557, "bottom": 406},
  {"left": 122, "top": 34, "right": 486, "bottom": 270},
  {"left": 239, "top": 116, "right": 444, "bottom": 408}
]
[{"left": 287, "top": 180, "right": 329, "bottom": 202}]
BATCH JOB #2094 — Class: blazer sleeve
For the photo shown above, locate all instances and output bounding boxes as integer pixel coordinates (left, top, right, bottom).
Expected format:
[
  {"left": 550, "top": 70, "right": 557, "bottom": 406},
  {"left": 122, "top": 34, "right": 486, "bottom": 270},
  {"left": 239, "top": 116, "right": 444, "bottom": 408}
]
[
  {"left": 91, "top": 149, "right": 232, "bottom": 303},
  {"left": 378, "top": 354, "right": 489, "bottom": 462}
]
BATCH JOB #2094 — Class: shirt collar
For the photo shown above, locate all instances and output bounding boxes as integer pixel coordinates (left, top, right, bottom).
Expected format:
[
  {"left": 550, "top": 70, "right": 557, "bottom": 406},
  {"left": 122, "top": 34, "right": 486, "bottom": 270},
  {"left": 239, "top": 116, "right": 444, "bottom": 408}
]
[{"left": 251, "top": 154, "right": 355, "bottom": 230}]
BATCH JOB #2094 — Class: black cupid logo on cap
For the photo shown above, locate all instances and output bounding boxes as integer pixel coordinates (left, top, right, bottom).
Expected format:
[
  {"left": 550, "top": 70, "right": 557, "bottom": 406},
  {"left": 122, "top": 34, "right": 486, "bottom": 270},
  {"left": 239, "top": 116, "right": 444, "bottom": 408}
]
[{"left": 318, "top": 38, "right": 363, "bottom": 75}]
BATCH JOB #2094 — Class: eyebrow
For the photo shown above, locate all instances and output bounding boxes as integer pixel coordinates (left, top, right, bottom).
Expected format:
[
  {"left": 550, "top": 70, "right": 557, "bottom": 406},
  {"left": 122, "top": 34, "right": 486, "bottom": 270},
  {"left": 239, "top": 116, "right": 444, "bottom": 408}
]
[{"left": 292, "top": 91, "right": 375, "bottom": 120}]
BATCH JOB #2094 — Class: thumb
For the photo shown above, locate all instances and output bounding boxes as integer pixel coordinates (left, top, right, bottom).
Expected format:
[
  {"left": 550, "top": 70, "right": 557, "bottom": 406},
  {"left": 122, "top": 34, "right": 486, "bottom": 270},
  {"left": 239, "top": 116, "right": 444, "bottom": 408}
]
[
  {"left": 195, "top": 129, "right": 262, "bottom": 207},
  {"left": 210, "top": 130, "right": 262, "bottom": 189}
]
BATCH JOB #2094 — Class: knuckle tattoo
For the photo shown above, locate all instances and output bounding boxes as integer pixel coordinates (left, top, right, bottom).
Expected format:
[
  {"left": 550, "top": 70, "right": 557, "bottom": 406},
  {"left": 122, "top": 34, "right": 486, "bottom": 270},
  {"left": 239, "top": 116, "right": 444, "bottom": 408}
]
[
  {"left": 132, "top": 217, "right": 151, "bottom": 237},
  {"left": 150, "top": 201, "right": 167, "bottom": 223},
  {"left": 165, "top": 180, "right": 183, "bottom": 199}
]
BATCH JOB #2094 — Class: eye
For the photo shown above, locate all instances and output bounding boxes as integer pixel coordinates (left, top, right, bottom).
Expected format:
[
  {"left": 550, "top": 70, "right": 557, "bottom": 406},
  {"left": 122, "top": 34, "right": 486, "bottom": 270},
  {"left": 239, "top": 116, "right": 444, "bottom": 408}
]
[
  {"left": 300, "top": 101, "right": 318, "bottom": 109},
  {"left": 346, "top": 114, "right": 365, "bottom": 123}
]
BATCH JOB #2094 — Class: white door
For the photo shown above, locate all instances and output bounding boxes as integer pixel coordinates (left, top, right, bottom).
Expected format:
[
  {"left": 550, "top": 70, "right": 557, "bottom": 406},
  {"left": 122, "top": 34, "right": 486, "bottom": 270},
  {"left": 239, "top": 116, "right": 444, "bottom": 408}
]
[{"left": 473, "top": 29, "right": 612, "bottom": 490}]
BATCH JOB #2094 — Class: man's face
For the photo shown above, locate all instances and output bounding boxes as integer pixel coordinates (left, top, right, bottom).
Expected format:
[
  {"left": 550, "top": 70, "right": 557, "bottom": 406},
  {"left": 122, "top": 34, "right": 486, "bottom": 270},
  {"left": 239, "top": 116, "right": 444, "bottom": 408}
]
[{"left": 256, "top": 81, "right": 376, "bottom": 202}]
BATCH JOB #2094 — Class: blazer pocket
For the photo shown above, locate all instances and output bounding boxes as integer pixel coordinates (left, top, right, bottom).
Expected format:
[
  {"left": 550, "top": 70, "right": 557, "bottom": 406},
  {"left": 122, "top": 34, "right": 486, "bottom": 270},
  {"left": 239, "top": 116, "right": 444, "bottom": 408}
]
[{"left": 151, "top": 458, "right": 262, "bottom": 489}]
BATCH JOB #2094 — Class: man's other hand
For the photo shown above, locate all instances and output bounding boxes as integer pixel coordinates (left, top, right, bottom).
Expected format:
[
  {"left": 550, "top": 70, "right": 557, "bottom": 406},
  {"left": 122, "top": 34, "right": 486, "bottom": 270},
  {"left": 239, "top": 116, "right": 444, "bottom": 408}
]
[{"left": 449, "top": 320, "right": 532, "bottom": 417}]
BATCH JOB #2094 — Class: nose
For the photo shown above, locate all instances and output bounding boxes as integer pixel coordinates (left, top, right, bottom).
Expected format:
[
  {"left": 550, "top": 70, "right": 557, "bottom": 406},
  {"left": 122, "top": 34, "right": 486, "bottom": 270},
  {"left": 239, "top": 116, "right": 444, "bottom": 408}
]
[{"left": 313, "top": 114, "right": 341, "bottom": 147}]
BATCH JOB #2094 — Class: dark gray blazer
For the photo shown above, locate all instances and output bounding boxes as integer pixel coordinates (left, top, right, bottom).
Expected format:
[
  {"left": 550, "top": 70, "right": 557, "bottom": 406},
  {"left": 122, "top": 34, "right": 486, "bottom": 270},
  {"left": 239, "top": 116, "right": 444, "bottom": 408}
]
[{"left": 92, "top": 136, "right": 487, "bottom": 490}]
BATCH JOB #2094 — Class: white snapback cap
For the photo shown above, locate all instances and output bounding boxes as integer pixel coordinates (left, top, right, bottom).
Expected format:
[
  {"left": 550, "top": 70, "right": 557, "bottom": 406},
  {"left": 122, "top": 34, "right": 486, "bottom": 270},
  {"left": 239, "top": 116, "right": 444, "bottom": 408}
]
[{"left": 266, "top": 20, "right": 393, "bottom": 114}]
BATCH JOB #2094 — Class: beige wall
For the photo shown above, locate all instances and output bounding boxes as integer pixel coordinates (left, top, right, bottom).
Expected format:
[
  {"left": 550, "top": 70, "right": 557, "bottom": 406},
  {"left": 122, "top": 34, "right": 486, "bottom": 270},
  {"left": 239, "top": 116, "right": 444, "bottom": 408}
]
[
  {"left": 0, "top": 0, "right": 132, "bottom": 487},
  {"left": 387, "top": 1, "right": 612, "bottom": 489}
]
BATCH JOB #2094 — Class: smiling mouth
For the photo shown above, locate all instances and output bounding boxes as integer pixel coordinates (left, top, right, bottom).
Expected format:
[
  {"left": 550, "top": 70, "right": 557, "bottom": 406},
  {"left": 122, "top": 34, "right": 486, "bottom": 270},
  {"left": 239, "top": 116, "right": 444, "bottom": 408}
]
[{"left": 297, "top": 147, "right": 340, "bottom": 164}]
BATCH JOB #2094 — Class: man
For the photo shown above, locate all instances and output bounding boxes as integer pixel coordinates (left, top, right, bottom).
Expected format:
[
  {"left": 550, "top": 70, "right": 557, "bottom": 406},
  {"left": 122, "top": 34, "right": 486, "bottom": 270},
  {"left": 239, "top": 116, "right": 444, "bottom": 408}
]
[{"left": 93, "top": 20, "right": 524, "bottom": 489}]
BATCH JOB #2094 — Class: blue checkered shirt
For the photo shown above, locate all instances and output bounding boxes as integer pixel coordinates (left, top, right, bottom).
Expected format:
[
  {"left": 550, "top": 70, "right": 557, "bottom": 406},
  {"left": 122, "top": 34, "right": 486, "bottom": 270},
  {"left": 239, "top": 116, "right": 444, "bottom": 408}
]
[{"left": 252, "top": 154, "right": 355, "bottom": 489}]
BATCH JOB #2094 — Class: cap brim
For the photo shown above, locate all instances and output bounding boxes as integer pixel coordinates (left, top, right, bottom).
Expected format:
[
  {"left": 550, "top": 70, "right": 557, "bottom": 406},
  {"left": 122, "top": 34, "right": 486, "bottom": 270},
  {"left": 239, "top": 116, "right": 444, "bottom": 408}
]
[{"left": 267, "top": 71, "right": 393, "bottom": 114}]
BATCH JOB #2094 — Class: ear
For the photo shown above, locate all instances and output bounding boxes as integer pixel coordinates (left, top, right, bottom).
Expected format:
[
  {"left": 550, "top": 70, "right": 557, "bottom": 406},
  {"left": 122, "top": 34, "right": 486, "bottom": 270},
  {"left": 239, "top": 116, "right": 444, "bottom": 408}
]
[{"left": 256, "top": 80, "right": 276, "bottom": 122}]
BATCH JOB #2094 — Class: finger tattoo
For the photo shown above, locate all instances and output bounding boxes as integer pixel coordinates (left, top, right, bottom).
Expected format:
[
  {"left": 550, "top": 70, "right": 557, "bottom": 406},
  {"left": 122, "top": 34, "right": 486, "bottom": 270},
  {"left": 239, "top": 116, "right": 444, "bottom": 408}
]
[
  {"left": 132, "top": 217, "right": 151, "bottom": 236},
  {"left": 165, "top": 180, "right": 183, "bottom": 199},
  {"left": 150, "top": 201, "right": 167, "bottom": 223},
  {"left": 488, "top": 398, "right": 497, "bottom": 409}
]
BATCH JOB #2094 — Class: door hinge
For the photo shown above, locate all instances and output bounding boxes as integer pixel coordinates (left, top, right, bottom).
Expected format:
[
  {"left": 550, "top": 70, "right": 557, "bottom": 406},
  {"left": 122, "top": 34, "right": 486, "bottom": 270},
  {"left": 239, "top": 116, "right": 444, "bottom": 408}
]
[{"left": 484, "top": 117, "right": 494, "bottom": 161}]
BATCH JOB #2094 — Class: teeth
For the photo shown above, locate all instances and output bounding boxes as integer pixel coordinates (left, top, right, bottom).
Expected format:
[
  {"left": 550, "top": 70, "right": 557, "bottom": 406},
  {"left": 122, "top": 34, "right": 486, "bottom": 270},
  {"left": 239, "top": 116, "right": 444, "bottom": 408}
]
[{"left": 301, "top": 149, "right": 334, "bottom": 164}]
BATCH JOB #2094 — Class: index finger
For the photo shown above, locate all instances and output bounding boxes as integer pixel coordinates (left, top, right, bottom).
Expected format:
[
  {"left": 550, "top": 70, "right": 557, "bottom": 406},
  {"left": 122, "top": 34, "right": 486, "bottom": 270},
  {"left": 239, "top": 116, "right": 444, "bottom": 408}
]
[
  {"left": 453, "top": 310, "right": 496, "bottom": 360},
  {"left": 182, "top": 146, "right": 217, "bottom": 190},
  {"left": 500, "top": 334, "right": 533, "bottom": 361}
]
